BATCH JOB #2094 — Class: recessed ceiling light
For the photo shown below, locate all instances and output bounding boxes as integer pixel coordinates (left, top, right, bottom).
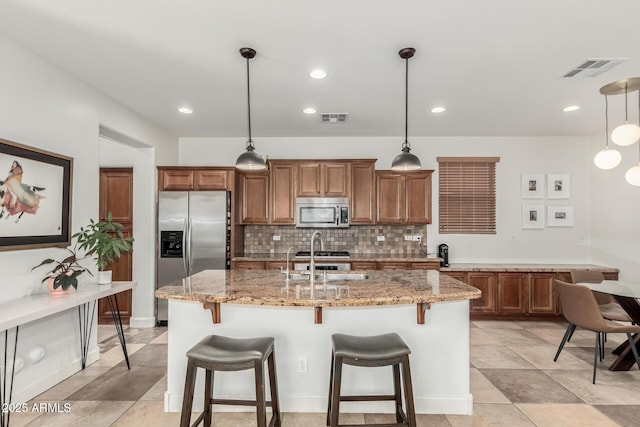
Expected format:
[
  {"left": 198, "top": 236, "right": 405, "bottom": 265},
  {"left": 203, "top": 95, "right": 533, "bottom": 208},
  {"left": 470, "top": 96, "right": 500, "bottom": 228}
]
[
  {"left": 431, "top": 106, "right": 446, "bottom": 113},
  {"left": 309, "top": 69, "right": 328, "bottom": 79},
  {"left": 303, "top": 107, "right": 317, "bottom": 114},
  {"left": 563, "top": 105, "right": 581, "bottom": 112},
  {"left": 178, "top": 107, "right": 193, "bottom": 114}
]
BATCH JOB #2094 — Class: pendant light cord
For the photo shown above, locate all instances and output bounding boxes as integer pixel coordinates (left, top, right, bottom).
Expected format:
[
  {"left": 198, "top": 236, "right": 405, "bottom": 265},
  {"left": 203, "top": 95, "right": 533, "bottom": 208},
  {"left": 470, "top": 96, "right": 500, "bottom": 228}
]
[
  {"left": 605, "top": 95, "right": 609, "bottom": 148},
  {"left": 624, "top": 82, "right": 629, "bottom": 122},
  {"left": 404, "top": 55, "right": 409, "bottom": 147},
  {"left": 246, "top": 56, "right": 253, "bottom": 146}
]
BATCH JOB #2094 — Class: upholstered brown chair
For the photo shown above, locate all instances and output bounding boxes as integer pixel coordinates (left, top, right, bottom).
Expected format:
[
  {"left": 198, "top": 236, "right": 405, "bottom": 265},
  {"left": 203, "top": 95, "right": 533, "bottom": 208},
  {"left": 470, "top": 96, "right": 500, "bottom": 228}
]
[
  {"left": 570, "top": 271, "right": 631, "bottom": 323},
  {"left": 554, "top": 279, "right": 640, "bottom": 383}
]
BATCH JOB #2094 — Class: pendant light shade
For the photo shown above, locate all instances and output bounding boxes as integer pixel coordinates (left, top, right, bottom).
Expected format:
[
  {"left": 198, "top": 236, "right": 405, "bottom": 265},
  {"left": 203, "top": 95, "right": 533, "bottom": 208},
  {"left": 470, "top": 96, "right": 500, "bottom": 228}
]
[
  {"left": 626, "top": 165, "right": 640, "bottom": 186},
  {"left": 236, "top": 47, "right": 267, "bottom": 171},
  {"left": 594, "top": 95, "right": 621, "bottom": 170},
  {"left": 391, "top": 47, "right": 421, "bottom": 171},
  {"left": 611, "top": 82, "right": 640, "bottom": 146}
]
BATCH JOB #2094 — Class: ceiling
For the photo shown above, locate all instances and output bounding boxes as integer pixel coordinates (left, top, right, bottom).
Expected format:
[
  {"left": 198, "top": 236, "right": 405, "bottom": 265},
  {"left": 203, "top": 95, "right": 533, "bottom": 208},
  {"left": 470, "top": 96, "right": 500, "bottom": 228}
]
[{"left": 1, "top": 0, "right": 639, "bottom": 139}]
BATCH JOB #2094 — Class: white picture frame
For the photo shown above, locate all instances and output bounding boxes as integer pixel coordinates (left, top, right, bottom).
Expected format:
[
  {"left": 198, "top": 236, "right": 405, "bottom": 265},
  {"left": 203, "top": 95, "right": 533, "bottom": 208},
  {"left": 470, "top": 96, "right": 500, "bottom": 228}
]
[
  {"left": 547, "top": 174, "right": 570, "bottom": 199},
  {"left": 547, "top": 206, "right": 574, "bottom": 227},
  {"left": 522, "top": 204, "right": 544, "bottom": 229},
  {"left": 521, "top": 173, "right": 545, "bottom": 199}
]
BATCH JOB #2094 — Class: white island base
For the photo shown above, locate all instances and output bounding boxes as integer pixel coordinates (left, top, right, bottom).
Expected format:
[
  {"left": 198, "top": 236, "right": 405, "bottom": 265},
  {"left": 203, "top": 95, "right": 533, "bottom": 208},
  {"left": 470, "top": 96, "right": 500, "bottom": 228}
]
[{"left": 164, "top": 299, "right": 473, "bottom": 415}]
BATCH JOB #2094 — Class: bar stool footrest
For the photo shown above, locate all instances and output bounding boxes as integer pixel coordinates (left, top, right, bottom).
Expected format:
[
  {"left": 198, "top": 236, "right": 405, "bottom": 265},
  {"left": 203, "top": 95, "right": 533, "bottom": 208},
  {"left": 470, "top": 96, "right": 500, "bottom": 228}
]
[
  {"left": 210, "top": 398, "right": 275, "bottom": 407},
  {"left": 339, "top": 394, "right": 396, "bottom": 402}
]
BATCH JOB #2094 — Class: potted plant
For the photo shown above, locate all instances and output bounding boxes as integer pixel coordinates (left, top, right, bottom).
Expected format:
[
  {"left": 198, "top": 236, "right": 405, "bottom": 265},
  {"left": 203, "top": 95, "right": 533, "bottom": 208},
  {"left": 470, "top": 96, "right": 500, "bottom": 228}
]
[
  {"left": 73, "top": 212, "right": 134, "bottom": 284},
  {"left": 32, "top": 248, "right": 91, "bottom": 295}
]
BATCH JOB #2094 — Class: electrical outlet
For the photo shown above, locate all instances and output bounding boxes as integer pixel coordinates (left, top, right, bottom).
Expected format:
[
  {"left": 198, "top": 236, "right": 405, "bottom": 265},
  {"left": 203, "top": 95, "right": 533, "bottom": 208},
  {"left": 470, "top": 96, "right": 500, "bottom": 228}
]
[
  {"left": 413, "top": 235, "right": 422, "bottom": 241},
  {"left": 404, "top": 235, "right": 412, "bottom": 241},
  {"left": 298, "top": 356, "right": 308, "bottom": 373},
  {"left": 272, "top": 235, "right": 281, "bottom": 241},
  {"left": 377, "top": 235, "right": 385, "bottom": 242}
]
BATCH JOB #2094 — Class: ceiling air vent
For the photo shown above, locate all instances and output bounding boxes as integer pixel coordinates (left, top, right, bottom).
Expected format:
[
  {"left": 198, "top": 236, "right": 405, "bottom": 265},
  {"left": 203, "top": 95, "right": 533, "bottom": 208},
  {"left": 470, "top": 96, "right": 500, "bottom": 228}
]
[
  {"left": 562, "top": 58, "right": 627, "bottom": 78},
  {"left": 321, "top": 113, "right": 348, "bottom": 123}
]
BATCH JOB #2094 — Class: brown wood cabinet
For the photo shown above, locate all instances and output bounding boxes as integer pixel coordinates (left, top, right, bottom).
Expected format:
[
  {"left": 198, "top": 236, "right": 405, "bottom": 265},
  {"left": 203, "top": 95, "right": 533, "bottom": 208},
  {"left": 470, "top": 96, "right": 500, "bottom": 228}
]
[
  {"left": 350, "top": 160, "right": 376, "bottom": 224},
  {"left": 158, "top": 167, "right": 233, "bottom": 191},
  {"left": 232, "top": 261, "right": 266, "bottom": 270},
  {"left": 497, "top": 273, "right": 528, "bottom": 314},
  {"left": 297, "top": 161, "right": 351, "bottom": 197},
  {"left": 468, "top": 272, "right": 497, "bottom": 313},
  {"left": 376, "top": 170, "right": 433, "bottom": 224},
  {"left": 529, "top": 273, "right": 558, "bottom": 314},
  {"left": 443, "top": 271, "right": 466, "bottom": 281},
  {"left": 269, "top": 161, "right": 296, "bottom": 224},
  {"left": 238, "top": 172, "right": 269, "bottom": 224},
  {"left": 350, "top": 261, "right": 378, "bottom": 270},
  {"left": 377, "top": 262, "right": 409, "bottom": 270},
  {"left": 411, "top": 262, "right": 441, "bottom": 270}
]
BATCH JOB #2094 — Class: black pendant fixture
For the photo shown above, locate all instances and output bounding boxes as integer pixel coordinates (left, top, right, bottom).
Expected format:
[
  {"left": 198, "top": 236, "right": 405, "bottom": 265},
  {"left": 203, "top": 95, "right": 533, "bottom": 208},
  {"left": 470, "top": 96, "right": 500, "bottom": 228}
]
[
  {"left": 235, "top": 47, "right": 267, "bottom": 170},
  {"left": 391, "top": 47, "right": 421, "bottom": 171}
]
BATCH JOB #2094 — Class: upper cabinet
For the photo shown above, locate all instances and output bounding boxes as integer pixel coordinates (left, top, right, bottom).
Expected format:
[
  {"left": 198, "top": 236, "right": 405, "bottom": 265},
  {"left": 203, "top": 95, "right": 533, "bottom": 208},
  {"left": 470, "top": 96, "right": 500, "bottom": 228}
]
[
  {"left": 237, "top": 171, "right": 269, "bottom": 224},
  {"left": 297, "top": 161, "right": 351, "bottom": 197},
  {"left": 269, "top": 161, "right": 296, "bottom": 224},
  {"left": 158, "top": 167, "right": 234, "bottom": 191},
  {"left": 376, "top": 170, "right": 433, "bottom": 224},
  {"left": 350, "top": 160, "right": 376, "bottom": 224}
]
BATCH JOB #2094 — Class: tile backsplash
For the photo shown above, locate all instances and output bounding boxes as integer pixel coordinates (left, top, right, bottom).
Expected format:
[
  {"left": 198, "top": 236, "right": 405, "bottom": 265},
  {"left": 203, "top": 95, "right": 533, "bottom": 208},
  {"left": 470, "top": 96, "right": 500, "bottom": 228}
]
[{"left": 244, "top": 225, "right": 427, "bottom": 256}]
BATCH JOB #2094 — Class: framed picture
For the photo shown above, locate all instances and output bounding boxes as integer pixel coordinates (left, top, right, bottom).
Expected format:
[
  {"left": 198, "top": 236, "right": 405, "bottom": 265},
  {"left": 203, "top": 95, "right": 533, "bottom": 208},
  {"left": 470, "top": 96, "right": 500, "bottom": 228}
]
[
  {"left": 547, "top": 174, "right": 570, "bottom": 199},
  {"left": 0, "top": 138, "right": 73, "bottom": 251},
  {"left": 521, "top": 173, "right": 544, "bottom": 199},
  {"left": 547, "top": 206, "right": 574, "bottom": 227},
  {"left": 522, "top": 204, "right": 544, "bottom": 229}
]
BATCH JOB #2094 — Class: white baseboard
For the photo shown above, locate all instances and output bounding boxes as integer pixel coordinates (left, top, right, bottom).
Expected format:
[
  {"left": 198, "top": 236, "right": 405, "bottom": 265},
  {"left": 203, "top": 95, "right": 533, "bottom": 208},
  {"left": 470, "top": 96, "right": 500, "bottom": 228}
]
[
  {"left": 129, "top": 316, "right": 156, "bottom": 328},
  {"left": 13, "top": 348, "right": 99, "bottom": 404},
  {"left": 164, "top": 391, "right": 473, "bottom": 415}
]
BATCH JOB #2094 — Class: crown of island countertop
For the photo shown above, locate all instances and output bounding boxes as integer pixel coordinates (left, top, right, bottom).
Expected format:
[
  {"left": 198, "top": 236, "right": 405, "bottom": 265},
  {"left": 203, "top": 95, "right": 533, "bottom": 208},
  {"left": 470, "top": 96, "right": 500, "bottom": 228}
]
[{"left": 155, "top": 269, "right": 481, "bottom": 307}]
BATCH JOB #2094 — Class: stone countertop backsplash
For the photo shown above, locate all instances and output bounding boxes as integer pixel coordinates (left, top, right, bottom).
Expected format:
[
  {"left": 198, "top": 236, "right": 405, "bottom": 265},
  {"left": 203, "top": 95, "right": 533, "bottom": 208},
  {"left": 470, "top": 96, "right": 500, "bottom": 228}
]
[{"left": 232, "top": 253, "right": 441, "bottom": 263}]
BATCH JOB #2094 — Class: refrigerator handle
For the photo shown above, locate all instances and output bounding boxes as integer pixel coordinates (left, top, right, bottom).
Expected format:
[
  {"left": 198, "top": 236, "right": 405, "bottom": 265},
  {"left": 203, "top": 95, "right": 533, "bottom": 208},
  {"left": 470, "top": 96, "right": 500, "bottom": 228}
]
[
  {"left": 182, "top": 220, "right": 189, "bottom": 276},
  {"left": 188, "top": 217, "right": 194, "bottom": 273}
]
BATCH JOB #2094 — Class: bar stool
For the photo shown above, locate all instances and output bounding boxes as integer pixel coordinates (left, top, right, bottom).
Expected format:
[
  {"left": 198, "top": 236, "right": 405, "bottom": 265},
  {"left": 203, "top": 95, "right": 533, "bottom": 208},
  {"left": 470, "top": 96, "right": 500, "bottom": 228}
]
[
  {"left": 179, "top": 335, "right": 281, "bottom": 427},
  {"left": 327, "top": 332, "right": 416, "bottom": 427}
]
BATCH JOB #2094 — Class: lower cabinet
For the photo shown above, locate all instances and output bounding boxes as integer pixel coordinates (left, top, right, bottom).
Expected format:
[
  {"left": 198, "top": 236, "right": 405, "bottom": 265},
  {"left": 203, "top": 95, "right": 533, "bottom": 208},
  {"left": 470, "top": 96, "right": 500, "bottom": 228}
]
[
  {"left": 467, "top": 272, "right": 497, "bottom": 314},
  {"left": 377, "top": 262, "right": 409, "bottom": 270},
  {"left": 231, "top": 261, "right": 266, "bottom": 270},
  {"left": 529, "top": 273, "right": 558, "bottom": 314},
  {"left": 350, "top": 261, "right": 378, "bottom": 270},
  {"left": 497, "top": 273, "right": 528, "bottom": 314}
]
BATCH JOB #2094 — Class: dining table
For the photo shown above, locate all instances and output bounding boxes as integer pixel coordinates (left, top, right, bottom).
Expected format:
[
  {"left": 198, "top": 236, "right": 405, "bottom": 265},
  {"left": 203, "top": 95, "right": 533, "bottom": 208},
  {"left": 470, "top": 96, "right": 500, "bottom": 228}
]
[{"left": 578, "top": 280, "right": 640, "bottom": 371}]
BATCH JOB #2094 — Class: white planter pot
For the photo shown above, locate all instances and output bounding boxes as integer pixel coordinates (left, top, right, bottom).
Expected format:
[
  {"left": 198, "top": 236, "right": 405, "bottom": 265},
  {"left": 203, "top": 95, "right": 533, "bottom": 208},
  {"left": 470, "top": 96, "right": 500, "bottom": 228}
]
[{"left": 98, "top": 270, "right": 112, "bottom": 285}]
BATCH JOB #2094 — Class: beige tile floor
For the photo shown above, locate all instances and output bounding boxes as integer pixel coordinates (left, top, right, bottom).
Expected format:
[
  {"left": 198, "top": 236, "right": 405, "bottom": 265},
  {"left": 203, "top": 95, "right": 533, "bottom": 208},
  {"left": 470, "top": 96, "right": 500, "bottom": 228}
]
[{"left": 7, "top": 321, "right": 640, "bottom": 426}]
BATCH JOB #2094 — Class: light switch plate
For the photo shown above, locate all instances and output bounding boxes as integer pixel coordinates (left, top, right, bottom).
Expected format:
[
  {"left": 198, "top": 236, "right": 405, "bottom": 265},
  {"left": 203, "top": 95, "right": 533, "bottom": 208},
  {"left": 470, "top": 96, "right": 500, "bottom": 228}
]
[
  {"left": 404, "top": 235, "right": 412, "bottom": 241},
  {"left": 377, "top": 236, "right": 385, "bottom": 242},
  {"left": 272, "top": 235, "right": 281, "bottom": 241}
]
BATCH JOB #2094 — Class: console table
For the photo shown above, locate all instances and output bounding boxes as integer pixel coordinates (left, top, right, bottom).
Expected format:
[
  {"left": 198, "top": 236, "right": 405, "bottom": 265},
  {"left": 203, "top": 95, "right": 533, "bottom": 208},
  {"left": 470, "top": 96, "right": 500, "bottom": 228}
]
[{"left": 0, "top": 281, "right": 134, "bottom": 427}]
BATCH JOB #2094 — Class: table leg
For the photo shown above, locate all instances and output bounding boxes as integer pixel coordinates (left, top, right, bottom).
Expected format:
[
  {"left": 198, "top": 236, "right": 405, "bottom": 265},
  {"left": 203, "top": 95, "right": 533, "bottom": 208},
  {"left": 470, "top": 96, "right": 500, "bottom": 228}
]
[
  {"left": 607, "top": 296, "right": 640, "bottom": 371},
  {"left": 77, "top": 302, "right": 96, "bottom": 370},
  {"left": 1, "top": 327, "right": 19, "bottom": 427},
  {"left": 106, "top": 295, "right": 130, "bottom": 370}
]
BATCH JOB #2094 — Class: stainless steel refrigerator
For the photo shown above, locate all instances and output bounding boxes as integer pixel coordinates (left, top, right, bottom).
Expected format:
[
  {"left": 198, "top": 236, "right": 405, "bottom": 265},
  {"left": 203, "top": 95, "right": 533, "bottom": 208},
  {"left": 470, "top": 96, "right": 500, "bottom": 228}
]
[{"left": 156, "top": 191, "right": 230, "bottom": 325}]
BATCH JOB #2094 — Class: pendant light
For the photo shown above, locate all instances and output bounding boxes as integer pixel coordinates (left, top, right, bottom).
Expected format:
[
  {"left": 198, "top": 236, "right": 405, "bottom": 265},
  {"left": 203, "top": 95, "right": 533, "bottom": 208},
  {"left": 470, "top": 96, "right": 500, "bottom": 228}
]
[
  {"left": 611, "top": 82, "right": 640, "bottom": 146},
  {"left": 391, "top": 47, "right": 421, "bottom": 171},
  {"left": 593, "top": 95, "right": 622, "bottom": 170},
  {"left": 235, "top": 47, "right": 267, "bottom": 170},
  {"left": 626, "top": 93, "right": 640, "bottom": 186}
]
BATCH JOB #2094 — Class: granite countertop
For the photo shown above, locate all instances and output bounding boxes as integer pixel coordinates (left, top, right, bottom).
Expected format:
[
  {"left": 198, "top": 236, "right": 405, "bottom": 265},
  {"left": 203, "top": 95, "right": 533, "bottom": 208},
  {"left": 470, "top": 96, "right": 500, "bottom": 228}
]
[
  {"left": 155, "top": 269, "right": 481, "bottom": 307},
  {"left": 440, "top": 263, "right": 619, "bottom": 273},
  {"left": 233, "top": 253, "right": 442, "bottom": 263}
]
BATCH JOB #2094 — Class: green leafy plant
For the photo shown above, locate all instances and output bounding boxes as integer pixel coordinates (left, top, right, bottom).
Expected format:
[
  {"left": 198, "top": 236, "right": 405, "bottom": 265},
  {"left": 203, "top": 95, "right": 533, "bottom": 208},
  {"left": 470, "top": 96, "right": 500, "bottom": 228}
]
[
  {"left": 73, "top": 212, "right": 134, "bottom": 271},
  {"left": 31, "top": 248, "right": 91, "bottom": 290}
]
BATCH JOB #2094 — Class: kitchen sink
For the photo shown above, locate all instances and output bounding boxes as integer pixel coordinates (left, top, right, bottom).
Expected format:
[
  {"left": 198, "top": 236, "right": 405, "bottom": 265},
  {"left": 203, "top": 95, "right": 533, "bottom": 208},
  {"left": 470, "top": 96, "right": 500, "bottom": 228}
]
[{"left": 289, "top": 272, "right": 369, "bottom": 281}]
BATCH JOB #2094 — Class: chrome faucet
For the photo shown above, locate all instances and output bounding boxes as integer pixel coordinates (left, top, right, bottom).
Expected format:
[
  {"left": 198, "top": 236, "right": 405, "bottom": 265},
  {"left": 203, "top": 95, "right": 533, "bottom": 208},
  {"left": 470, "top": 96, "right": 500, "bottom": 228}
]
[
  {"left": 309, "top": 231, "right": 325, "bottom": 295},
  {"left": 282, "top": 246, "right": 294, "bottom": 281}
]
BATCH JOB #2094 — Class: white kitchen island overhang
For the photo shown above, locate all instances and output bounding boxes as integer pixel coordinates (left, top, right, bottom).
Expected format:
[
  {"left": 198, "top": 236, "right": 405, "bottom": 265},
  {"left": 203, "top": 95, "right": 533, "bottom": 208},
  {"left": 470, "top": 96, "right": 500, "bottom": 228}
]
[{"left": 157, "top": 270, "right": 481, "bottom": 415}]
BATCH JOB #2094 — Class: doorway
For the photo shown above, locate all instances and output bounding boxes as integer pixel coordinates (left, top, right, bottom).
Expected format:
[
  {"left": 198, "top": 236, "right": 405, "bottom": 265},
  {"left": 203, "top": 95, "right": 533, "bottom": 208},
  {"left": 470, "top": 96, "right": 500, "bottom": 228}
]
[{"left": 98, "top": 167, "right": 133, "bottom": 324}]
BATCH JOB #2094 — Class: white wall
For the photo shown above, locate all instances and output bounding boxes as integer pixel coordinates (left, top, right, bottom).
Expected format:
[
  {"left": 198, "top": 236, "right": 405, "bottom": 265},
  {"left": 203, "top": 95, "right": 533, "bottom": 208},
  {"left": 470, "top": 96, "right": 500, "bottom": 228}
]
[
  {"left": 0, "top": 34, "right": 177, "bottom": 402},
  {"left": 589, "top": 134, "right": 640, "bottom": 282},
  {"left": 99, "top": 137, "right": 156, "bottom": 327},
  {"left": 180, "top": 136, "right": 592, "bottom": 263}
]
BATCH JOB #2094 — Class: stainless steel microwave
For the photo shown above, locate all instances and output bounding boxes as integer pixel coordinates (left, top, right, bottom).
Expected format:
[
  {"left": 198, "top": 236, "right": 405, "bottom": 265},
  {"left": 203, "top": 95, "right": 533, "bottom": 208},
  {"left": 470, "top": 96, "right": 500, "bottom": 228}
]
[{"left": 295, "top": 197, "right": 350, "bottom": 228}]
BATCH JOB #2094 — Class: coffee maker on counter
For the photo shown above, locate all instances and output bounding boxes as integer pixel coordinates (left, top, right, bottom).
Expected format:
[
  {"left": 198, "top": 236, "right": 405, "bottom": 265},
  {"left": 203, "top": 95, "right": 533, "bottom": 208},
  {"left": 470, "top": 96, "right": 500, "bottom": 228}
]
[{"left": 438, "top": 244, "right": 449, "bottom": 267}]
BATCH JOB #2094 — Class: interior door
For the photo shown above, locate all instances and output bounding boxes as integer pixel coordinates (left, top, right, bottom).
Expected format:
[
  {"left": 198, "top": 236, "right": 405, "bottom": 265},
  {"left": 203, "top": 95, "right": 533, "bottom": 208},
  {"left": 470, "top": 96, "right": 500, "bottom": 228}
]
[{"left": 98, "top": 168, "right": 133, "bottom": 324}]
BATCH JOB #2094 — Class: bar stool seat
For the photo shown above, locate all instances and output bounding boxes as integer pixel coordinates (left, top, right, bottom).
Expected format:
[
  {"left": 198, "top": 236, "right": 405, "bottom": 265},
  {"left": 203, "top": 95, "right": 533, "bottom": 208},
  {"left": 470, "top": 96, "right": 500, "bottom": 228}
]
[
  {"left": 327, "top": 332, "right": 416, "bottom": 427},
  {"left": 180, "top": 334, "right": 281, "bottom": 427}
]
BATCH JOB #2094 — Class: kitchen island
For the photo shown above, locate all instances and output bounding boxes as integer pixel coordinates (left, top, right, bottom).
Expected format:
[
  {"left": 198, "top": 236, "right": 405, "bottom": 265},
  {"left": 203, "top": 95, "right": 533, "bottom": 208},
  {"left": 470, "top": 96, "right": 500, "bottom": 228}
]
[{"left": 156, "top": 269, "right": 481, "bottom": 415}]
